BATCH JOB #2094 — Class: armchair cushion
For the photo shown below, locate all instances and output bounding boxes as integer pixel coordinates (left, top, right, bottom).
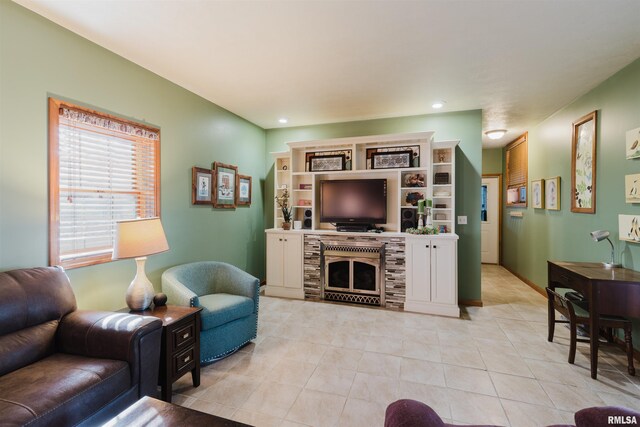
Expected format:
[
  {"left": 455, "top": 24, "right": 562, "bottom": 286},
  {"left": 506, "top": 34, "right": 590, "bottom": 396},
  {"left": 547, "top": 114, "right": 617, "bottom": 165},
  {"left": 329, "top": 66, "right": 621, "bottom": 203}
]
[{"left": 199, "top": 293, "right": 255, "bottom": 330}]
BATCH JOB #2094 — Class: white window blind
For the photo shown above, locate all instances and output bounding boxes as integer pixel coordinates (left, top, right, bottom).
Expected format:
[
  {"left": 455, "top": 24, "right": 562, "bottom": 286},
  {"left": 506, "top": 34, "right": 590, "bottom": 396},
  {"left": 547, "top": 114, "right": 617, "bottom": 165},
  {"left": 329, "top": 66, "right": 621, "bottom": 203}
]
[{"left": 49, "top": 99, "right": 160, "bottom": 269}]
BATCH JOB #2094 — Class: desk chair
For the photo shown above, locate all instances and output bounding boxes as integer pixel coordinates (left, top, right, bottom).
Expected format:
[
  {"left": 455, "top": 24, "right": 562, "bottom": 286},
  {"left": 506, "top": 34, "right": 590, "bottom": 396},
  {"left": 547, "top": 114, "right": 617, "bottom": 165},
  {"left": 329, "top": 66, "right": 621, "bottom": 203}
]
[{"left": 546, "top": 287, "right": 635, "bottom": 376}]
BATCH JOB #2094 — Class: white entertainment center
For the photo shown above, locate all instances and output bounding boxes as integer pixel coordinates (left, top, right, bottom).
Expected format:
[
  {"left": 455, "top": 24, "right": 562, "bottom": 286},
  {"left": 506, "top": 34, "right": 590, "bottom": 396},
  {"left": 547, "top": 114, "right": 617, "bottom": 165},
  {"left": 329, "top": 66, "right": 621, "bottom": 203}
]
[{"left": 266, "top": 131, "right": 460, "bottom": 317}]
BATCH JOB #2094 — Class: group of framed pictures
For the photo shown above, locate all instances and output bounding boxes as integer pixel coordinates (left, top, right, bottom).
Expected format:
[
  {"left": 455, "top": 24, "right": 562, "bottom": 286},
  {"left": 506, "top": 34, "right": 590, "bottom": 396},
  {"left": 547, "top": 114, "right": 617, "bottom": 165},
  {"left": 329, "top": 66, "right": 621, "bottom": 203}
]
[
  {"left": 621, "top": 124, "right": 640, "bottom": 243},
  {"left": 530, "top": 177, "right": 561, "bottom": 211},
  {"left": 192, "top": 162, "right": 251, "bottom": 208}
]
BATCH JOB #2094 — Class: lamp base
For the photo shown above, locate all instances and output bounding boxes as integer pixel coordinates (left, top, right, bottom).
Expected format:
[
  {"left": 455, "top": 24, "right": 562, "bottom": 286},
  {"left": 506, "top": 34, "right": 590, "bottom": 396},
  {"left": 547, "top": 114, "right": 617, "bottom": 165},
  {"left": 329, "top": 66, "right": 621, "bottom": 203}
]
[
  {"left": 126, "top": 257, "right": 155, "bottom": 311},
  {"left": 602, "top": 262, "right": 622, "bottom": 269}
]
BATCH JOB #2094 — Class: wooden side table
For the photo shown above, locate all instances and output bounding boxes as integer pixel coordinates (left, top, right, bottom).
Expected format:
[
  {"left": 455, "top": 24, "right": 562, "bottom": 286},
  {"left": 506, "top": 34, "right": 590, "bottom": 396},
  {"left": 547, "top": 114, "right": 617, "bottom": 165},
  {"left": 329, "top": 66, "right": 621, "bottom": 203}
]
[{"left": 126, "top": 305, "right": 202, "bottom": 402}]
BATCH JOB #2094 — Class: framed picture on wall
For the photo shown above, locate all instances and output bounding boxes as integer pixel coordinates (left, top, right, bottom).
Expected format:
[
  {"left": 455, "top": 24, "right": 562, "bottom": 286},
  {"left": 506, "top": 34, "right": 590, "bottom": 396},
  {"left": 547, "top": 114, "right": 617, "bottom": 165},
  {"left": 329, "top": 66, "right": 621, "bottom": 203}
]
[
  {"left": 531, "top": 179, "right": 545, "bottom": 209},
  {"left": 192, "top": 167, "right": 212, "bottom": 205},
  {"left": 236, "top": 174, "right": 252, "bottom": 206},
  {"left": 212, "top": 162, "right": 237, "bottom": 209},
  {"left": 545, "top": 176, "right": 561, "bottom": 211},
  {"left": 625, "top": 126, "right": 640, "bottom": 159},
  {"left": 571, "top": 111, "right": 597, "bottom": 213}
]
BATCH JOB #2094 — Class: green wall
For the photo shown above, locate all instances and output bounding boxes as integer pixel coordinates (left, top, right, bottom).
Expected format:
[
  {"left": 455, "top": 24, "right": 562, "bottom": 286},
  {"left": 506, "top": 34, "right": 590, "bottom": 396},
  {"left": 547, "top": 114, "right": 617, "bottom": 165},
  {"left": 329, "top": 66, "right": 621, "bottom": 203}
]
[
  {"left": 482, "top": 148, "right": 503, "bottom": 175},
  {"left": 265, "top": 111, "right": 483, "bottom": 301},
  {"left": 0, "top": 2, "right": 266, "bottom": 310},
  {"left": 502, "top": 57, "right": 640, "bottom": 346}
]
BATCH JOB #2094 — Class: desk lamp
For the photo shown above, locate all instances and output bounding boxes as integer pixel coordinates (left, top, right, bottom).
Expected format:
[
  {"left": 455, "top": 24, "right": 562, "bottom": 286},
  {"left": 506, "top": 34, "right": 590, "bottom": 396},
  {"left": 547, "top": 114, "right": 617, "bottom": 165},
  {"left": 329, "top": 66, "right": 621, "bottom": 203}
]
[
  {"left": 589, "top": 230, "right": 621, "bottom": 268},
  {"left": 113, "top": 218, "right": 169, "bottom": 310}
]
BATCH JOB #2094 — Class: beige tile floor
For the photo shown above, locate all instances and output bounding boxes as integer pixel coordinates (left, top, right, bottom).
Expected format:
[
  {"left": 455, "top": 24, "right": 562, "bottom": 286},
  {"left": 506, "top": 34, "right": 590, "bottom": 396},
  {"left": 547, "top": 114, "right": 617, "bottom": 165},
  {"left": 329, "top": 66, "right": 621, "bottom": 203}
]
[{"left": 173, "top": 265, "right": 640, "bottom": 426}]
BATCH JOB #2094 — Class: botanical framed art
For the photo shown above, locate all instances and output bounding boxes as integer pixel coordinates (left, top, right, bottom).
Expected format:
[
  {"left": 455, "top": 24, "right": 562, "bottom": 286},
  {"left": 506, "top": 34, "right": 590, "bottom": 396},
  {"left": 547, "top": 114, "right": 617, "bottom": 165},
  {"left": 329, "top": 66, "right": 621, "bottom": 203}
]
[
  {"left": 625, "top": 126, "right": 640, "bottom": 159},
  {"left": 545, "top": 176, "right": 561, "bottom": 211},
  {"left": 236, "top": 174, "right": 252, "bottom": 206},
  {"left": 212, "top": 162, "right": 237, "bottom": 209},
  {"left": 619, "top": 214, "right": 640, "bottom": 243},
  {"left": 571, "top": 110, "right": 597, "bottom": 213},
  {"left": 192, "top": 167, "right": 212, "bottom": 205},
  {"left": 626, "top": 174, "right": 640, "bottom": 204},
  {"left": 531, "top": 179, "right": 545, "bottom": 209}
]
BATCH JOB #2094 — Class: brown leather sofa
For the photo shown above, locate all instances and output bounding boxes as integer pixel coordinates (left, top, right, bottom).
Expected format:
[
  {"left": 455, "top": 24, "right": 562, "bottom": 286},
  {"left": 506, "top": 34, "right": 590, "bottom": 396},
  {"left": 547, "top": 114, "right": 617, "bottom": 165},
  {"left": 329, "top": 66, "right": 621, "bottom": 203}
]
[{"left": 0, "top": 266, "right": 163, "bottom": 426}]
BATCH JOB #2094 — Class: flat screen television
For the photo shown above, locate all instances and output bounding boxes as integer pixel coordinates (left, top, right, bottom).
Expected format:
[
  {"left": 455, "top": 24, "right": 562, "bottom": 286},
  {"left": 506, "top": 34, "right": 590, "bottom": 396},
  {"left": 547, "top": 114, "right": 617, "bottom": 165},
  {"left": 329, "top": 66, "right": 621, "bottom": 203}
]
[{"left": 320, "top": 179, "right": 387, "bottom": 225}]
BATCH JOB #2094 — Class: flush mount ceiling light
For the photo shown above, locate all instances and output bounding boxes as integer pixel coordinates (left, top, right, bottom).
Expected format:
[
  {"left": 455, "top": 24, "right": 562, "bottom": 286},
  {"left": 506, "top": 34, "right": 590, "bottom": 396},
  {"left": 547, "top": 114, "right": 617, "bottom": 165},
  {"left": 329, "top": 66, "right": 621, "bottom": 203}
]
[
  {"left": 278, "top": 118, "right": 288, "bottom": 124},
  {"left": 485, "top": 129, "right": 507, "bottom": 140},
  {"left": 431, "top": 101, "right": 445, "bottom": 109}
]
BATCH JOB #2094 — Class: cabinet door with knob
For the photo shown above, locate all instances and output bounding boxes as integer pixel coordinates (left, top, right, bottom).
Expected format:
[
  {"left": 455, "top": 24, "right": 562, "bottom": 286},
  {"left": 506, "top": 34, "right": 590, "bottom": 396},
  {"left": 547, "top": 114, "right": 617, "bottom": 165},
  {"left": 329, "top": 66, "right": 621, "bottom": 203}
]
[
  {"left": 266, "top": 232, "right": 304, "bottom": 298},
  {"left": 405, "top": 235, "right": 459, "bottom": 317}
]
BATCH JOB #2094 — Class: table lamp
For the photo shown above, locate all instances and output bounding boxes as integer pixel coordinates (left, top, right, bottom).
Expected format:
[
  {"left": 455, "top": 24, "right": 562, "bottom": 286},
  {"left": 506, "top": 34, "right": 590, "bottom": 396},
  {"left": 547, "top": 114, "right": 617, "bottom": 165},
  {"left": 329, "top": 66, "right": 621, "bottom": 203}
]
[
  {"left": 589, "top": 230, "right": 621, "bottom": 268},
  {"left": 113, "top": 218, "right": 169, "bottom": 311}
]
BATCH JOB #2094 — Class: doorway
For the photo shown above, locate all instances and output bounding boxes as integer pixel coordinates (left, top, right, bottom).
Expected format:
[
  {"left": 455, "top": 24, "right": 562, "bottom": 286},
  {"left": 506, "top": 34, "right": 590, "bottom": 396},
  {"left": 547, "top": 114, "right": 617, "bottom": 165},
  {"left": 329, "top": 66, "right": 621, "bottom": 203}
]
[{"left": 481, "top": 175, "right": 501, "bottom": 264}]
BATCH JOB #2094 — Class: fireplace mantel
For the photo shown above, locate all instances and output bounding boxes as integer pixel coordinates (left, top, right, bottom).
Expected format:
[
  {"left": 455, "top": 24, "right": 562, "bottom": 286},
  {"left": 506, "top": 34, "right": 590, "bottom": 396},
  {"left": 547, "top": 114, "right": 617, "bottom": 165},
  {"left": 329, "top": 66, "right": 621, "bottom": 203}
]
[{"left": 265, "top": 229, "right": 459, "bottom": 317}]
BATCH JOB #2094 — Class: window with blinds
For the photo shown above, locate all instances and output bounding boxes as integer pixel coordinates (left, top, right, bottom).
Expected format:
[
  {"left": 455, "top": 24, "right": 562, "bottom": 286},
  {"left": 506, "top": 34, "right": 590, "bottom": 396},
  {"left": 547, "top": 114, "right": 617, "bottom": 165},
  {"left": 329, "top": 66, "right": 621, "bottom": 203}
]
[
  {"left": 505, "top": 133, "right": 528, "bottom": 207},
  {"left": 48, "top": 98, "right": 160, "bottom": 269}
]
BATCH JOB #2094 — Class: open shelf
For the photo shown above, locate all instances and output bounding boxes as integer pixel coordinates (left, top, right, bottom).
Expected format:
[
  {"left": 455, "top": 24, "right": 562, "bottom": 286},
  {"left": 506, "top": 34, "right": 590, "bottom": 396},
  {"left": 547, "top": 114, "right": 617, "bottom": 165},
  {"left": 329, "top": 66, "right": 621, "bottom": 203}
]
[{"left": 272, "top": 134, "right": 457, "bottom": 233}]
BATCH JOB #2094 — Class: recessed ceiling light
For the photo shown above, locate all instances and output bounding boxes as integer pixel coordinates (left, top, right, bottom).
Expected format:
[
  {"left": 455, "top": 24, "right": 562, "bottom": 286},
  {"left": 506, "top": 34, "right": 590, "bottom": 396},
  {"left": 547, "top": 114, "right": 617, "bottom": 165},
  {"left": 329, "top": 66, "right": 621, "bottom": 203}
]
[
  {"left": 485, "top": 129, "right": 507, "bottom": 140},
  {"left": 431, "top": 101, "right": 445, "bottom": 109},
  {"left": 278, "top": 118, "right": 288, "bottom": 124}
]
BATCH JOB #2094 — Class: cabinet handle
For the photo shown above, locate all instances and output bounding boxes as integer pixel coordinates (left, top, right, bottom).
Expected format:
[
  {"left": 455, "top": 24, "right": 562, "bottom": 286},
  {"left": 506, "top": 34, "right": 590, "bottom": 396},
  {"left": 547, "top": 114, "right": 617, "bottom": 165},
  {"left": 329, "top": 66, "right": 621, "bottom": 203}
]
[
  {"left": 184, "top": 355, "right": 191, "bottom": 363},
  {"left": 433, "top": 245, "right": 437, "bottom": 249},
  {"left": 279, "top": 238, "right": 283, "bottom": 241},
  {"left": 182, "top": 332, "right": 189, "bottom": 339},
  {"left": 426, "top": 245, "right": 430, "bottom": 248},
  {"left": 285, "top": 239, "right": 288, "bottom": 242}
]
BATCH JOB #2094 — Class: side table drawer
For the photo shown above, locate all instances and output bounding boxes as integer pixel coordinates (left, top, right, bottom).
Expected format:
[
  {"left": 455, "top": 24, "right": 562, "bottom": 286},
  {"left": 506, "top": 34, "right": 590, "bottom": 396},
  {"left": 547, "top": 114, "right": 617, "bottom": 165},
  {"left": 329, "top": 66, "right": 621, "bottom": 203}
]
[
  {"left": 173, "top": 322, "right": 195, "bottom": 349},
  {"left": 174, "top": 346, "right": 196, "bottom": 376}
]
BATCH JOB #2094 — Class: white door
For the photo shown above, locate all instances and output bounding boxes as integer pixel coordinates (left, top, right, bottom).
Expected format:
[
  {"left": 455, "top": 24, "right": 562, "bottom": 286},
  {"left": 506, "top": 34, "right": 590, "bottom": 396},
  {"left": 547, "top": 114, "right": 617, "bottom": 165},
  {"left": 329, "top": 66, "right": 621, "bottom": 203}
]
[{"left": 481, "top": 177, "right": 499, "bottom": 264}]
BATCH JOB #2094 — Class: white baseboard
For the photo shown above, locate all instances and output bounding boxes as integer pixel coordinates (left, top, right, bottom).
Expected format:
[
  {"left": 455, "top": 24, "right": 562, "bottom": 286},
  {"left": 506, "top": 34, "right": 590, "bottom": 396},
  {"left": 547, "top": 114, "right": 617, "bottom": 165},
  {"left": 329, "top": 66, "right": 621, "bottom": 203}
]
[
  {"left": 264, "top": 286, "right": 305, "bottom": 300},
  {"left": 404, "top": 300, "right": 460, "bottom": 317}
]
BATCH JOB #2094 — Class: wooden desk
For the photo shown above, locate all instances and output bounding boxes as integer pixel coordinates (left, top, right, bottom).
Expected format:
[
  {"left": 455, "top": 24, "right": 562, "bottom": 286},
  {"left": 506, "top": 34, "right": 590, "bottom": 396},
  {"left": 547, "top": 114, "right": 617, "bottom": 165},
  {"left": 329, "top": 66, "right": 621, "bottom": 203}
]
[{"left": 547, "top": 261, "right": 640, "bottom": 379}]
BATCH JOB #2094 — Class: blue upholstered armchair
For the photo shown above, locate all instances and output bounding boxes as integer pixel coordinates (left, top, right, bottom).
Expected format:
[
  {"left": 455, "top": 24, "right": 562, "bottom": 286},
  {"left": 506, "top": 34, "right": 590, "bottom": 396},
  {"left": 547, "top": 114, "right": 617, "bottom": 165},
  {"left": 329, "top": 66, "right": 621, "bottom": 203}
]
[{"left": 161, "top": 261, "right": 259, "bottom": 363}]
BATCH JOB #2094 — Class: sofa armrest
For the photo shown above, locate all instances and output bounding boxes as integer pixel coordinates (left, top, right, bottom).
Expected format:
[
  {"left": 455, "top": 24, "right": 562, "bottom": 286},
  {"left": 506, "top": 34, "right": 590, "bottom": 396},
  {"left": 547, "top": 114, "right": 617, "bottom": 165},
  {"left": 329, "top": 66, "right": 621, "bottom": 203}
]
[
  {"left": 57, "top": 310, "right": 163, "bottom": 398},
  {"left": 162, "top": 273, "right": 200, "bottom": 307}
]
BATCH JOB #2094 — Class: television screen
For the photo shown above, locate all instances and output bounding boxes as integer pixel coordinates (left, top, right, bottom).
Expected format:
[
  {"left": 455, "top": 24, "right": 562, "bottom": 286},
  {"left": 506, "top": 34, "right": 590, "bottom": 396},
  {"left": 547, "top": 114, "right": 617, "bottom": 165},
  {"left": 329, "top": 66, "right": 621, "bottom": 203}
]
[{"left": 320, "top": 179, "right": 387, "bottom": 224}]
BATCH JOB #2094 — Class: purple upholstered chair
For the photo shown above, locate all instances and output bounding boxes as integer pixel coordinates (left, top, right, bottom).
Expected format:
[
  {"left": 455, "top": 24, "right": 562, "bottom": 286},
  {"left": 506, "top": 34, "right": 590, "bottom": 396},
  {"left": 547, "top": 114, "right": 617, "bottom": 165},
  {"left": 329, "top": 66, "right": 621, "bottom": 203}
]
[
  {"left": 384, "top": 399, "right": 501, "bottom": 427},
  {"left": 574, "top": 406, "right": 640, "bottom": 427},
  {"left": 386, "top": 400, "right": 640, "bottom": 427}
]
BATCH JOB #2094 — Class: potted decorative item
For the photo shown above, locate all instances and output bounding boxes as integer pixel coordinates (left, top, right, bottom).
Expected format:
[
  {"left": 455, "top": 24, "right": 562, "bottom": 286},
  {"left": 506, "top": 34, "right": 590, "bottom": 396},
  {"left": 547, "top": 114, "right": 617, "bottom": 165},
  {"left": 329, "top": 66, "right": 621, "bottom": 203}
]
[{"left": 275, "top": 188, "right": 293, "bottom": 230}]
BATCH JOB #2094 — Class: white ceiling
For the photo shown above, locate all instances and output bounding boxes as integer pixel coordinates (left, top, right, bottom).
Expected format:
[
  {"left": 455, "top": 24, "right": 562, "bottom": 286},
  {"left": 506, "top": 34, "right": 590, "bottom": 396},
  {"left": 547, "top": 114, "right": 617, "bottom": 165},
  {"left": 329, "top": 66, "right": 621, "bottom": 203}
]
[{"left": 14, "top": 0, "right": 640, "bottom": 148}]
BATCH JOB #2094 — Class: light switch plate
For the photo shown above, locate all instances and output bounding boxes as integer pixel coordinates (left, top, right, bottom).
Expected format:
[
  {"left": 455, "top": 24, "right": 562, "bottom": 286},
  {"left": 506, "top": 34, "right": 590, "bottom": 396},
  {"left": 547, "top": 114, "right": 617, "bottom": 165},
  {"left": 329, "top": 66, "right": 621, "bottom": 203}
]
[{"left": 457, "top": 216, "right": 467, "bottom": 224}]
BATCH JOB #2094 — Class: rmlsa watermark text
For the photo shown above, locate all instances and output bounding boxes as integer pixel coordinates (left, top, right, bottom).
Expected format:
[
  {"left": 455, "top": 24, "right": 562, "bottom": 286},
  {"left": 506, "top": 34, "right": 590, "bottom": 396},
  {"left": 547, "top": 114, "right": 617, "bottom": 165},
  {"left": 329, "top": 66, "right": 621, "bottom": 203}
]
[{"left": 609, "top": 415, "right": 638, "bottom": 425}]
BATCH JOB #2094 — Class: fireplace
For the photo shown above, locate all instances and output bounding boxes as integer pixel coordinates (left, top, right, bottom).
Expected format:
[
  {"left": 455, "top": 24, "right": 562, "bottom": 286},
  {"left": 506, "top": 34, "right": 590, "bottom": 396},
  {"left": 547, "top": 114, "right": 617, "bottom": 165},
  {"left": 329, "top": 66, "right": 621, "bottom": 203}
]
[{"left": 320, "top": 241, "right": 386, "bottom": 306}]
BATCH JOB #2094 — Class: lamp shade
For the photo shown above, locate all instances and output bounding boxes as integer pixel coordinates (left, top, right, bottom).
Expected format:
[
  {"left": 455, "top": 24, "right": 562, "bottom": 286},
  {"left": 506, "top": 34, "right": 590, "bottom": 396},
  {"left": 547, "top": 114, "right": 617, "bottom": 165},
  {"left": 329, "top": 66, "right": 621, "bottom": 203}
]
[
  {"left": 590, "top": 230, "right": 610, "bottom": 242},
  {"left": 113, "top": 218, "right": 169, "bottom": 260}
]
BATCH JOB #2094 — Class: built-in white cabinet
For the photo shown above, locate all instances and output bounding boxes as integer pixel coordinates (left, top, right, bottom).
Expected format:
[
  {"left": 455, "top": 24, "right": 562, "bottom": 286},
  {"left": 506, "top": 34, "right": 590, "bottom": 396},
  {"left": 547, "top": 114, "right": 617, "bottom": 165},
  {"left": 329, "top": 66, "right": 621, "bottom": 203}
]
[
  {"left": 265, "top": 232, "right": 304, "bottom": 299},
  {"left": 270, "top": 131, "right": 458, "bottom": 233},
  {"left": 405, "top": 235, "right": 459, "bottom": 317}
]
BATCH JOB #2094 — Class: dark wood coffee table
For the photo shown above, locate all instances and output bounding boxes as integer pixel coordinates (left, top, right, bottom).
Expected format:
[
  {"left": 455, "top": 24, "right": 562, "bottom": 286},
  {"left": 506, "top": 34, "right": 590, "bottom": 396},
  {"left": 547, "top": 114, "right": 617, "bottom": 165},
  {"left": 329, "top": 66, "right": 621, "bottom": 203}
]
[{"left": 105, "top": 396, "right": 251, "bottom": 426}]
